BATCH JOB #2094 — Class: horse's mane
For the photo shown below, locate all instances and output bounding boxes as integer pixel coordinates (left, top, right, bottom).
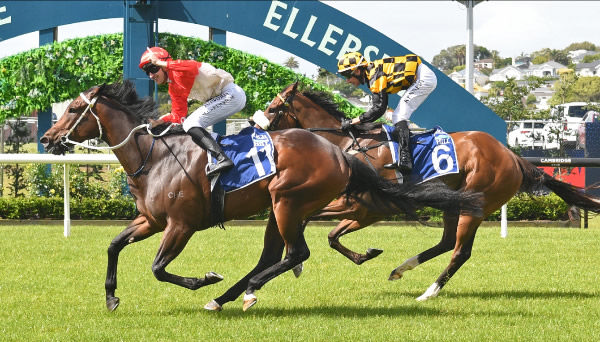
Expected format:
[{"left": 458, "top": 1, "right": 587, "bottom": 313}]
[
  {"left": 301, "top": 90, "right": 349, "bottom": 121},
  {"left": 97, "top": 81, "right": 158, "bottom": 122},
  {"left": 301, "top": 89, "right": 382, "bottom": 131}
]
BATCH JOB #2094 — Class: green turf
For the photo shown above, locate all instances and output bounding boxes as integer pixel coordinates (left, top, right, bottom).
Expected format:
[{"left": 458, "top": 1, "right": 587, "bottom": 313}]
[{"left": 1, "top": 223, "right": 599, "bottom": 341}]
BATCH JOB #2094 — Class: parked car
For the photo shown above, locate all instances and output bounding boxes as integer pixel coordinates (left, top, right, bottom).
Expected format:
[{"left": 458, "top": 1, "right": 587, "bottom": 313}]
[
  {"left": 507, "top": 120, "right": 546, "bottom": 149},
  {"left": 576, "top": 110, "right": 600, "bottom": 149},
  {"left": 548, "top": 102, "right": 599, "bottom": 148}
]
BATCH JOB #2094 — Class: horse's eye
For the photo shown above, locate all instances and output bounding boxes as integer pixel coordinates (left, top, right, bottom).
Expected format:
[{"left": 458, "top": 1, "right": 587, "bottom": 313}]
[{"left": 68, "top": 108, "right": 78, "bottom": 114}]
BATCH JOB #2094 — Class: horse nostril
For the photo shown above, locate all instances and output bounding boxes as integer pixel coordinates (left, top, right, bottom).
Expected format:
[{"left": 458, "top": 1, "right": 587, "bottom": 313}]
[{"left": 40, "top": 137, "right": 48, "bottom": 145}]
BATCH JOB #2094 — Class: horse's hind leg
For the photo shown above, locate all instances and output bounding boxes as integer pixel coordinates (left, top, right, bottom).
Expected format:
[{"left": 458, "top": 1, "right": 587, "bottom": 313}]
[
  {"left": 205, "top": 211, "right": 285, "bottom": 311},
  {"left": 416, "top": 214, "right": 482, "bottom": 301},
  {"left": 328, "top": 217, "right": 384, "bottom": 265},
  {"left": 389, "top": 210, "right": 458, "bottom": 281},
  {"left": 106, "top": 215, "right": 158, "bottom": 311},
  {"left": 243, "top": 208, "right": 310, "bottom": 311}
]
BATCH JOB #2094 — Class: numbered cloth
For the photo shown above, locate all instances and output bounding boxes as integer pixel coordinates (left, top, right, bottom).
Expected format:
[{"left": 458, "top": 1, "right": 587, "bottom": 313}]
[
  {"left": 383, "top": 125, "right": 459, "bottom": 183},
  {"left": 208, "top": 126, "right": 276, "bottom": 192}
]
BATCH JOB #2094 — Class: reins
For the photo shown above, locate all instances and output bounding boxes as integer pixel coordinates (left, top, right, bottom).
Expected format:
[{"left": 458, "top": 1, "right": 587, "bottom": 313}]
[{"left": 63, "top": 91, "right": 178, "bottom": 178}]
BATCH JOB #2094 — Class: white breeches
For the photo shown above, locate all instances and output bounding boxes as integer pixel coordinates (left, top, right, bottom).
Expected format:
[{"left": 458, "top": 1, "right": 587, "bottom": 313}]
[
  {"left": 391, "top": 63, "right": 437, "bottom": 123},
  {"left": 182, "top": 83, "right": 246, "bottom": 132}
]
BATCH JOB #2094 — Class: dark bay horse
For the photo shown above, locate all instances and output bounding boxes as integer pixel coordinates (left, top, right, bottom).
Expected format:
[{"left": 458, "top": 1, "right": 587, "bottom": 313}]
[
  {"left": 40, "top": 81, "right": 483, "bottom": 311},
  {"left": 254, "top": 82, "right": 600, "bottom": 301}
]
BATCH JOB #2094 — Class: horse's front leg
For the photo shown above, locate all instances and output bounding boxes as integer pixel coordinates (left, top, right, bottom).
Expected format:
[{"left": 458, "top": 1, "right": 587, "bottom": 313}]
[
  {"left": 205, "top": 211, "right": 284, "bottom": 312},
  {"left": 106, "top": 215, "right": 158, "bottom": 311},
  {"left": 151, "top": 220, "right": 223, "bottom": 290}
]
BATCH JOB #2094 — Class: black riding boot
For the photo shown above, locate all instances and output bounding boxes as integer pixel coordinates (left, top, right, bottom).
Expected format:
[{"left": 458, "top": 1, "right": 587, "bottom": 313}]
[
  {"left": 187, "top": 127, "right": 234, "bottom": 176},
  {"left": 384, "top": 121, "right": 412, "bottom": 173}
]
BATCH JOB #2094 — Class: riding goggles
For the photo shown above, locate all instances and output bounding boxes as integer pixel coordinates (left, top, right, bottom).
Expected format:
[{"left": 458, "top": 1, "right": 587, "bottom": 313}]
[
  {"left": 143, "top": 63, "right": 161, "bottom": 76},
  {"left": 340, "top": 70, "right": 354, "bottom": 78}
]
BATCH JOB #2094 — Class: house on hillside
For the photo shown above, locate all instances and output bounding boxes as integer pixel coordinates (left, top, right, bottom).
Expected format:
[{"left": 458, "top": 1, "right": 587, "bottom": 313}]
[
  {"left": 448, "top": 68, "right": 489, "bottom": 86},
  {"left": 569, "top": 49, "right": 598, "bottom": 64},
  {"left": 575, "top": 60, "right": 600, "bottom": 77},
  {"left": 525, "top": 61, "right": 566, "bottom": 78},
  {"left": 474, "top": 58, "right": 493, "bottom": 70},
  {"left": 489, "top": 65, "right": 525, "bottom": 82},
  {"left": 530, "top": 85, "right": 555, "bottom": 110},
  {"left": 489, "top": 61, "right": 566, "bottom": 82}
]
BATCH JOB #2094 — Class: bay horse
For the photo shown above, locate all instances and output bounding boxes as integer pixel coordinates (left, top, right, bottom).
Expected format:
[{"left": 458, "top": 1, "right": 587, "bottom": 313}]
[
  {"left": 254, "top": 81, "right": 600, "bottom": 301},
  {"left": 40, "top": 81, "right": 483, "bottom": 312}
]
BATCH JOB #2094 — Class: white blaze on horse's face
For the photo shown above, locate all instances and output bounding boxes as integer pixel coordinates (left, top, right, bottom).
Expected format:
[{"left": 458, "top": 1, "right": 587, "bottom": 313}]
[{"left": 252, "top": 110, "right": 271, "bottom": 130}]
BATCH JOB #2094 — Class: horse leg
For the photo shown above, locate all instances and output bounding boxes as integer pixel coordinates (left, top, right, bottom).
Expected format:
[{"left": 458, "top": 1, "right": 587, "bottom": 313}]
[
  {"left": 205, "top": 211, "right": 284, "bottom": 312},
  {"left": 389, "top": 210, "right": 458, "bottom": 281},
  {"left": 151, "top": 221, "right": 223, "bottom": 290},
  {"left": 416, "top": 214, "right": 482, "bottom": 301},
  {"left": 105, "top": 215, "right": 158, "bottom": 311},
  {"left": 328, "top": 217, "right": 383, "bottom": 265},
  {"left": 243, "top": 208, "right": 310, "bottom": 311}
]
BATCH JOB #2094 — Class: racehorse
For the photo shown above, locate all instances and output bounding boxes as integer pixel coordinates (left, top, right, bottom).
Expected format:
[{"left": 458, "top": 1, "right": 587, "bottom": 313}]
[
  {"left": 40, "top": 81, "right": 483, "bottom": 312},
  {"left": 253, "top": 81, "right": 600, "bottom": 301}
]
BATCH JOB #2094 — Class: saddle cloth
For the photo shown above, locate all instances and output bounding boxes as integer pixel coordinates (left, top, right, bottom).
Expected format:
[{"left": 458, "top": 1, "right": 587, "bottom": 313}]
[
  {"left": 383, "top": 125, "right": 459, "bottom": 183},
  {"left": 208, "top": 126, "right": 276, "bottom": 192}
]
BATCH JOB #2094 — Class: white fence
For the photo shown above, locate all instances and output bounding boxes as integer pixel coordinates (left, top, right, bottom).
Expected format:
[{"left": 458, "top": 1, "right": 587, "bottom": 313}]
[{"left": 0, "top": 153, "right": 120, "bottom": 237}]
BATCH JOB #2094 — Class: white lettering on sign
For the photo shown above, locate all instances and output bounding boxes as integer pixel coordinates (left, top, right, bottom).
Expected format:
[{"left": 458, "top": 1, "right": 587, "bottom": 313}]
[
  {"left": 318, "top": 24, "right": 343, "bottom": 56},
  {"left": 263, "top": 1, "right": 390, "bottom": 64},
  {"left": 263, "top": 1, "right": 287, "bottom": 31},
  {"left": 0, "top": 6, "right": 11, "bottom": 27}
]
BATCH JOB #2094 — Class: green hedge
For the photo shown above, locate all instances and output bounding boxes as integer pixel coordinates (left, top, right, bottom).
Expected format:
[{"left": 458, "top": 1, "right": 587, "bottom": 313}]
[
  {"left": 0, "top": 197, "right": 137, "bottom": 220},
  {"left": 0, "top": 33, "right": 362, "bottom": 121},
  {"left": 0, "top": 192, "right": 572, "bottom": 221}
]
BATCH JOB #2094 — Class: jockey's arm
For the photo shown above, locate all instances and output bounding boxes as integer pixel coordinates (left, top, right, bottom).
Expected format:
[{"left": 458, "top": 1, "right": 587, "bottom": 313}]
[{"left": 358, "top": 91, "right": 388, "bottom": 124}]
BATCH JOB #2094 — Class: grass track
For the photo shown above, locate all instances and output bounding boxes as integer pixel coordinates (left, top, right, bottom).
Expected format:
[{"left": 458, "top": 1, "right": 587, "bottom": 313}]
[{"left": 1, "top": 223, "right": 599, "bottom": 341}]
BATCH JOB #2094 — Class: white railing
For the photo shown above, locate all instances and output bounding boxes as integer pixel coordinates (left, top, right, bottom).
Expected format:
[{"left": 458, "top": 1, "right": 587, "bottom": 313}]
[{"left": 0, "top": 153, "right": 120, "bottom": 237}]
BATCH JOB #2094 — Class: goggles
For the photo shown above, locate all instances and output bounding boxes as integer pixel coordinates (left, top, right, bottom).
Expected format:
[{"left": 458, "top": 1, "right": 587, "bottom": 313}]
[{"left": 143, "top": 63, "right": 161, "bottom": 76}]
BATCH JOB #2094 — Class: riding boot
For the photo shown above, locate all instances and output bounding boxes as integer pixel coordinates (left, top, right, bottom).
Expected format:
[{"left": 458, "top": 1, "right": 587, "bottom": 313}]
[
  {"left": 384, "top": 121, "right": 412, "bottom": 173},
  {"left": 187, "top": 127, "right": 234, "bottom": 176}
]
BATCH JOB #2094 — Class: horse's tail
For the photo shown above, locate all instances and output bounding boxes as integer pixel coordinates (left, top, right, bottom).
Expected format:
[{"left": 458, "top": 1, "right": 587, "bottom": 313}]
[
  {"left": 341, "top": 153, "right": 483, "bottom": 218},
  {"left": 516, "top": 156, "right": 600, "bottom": 213}
]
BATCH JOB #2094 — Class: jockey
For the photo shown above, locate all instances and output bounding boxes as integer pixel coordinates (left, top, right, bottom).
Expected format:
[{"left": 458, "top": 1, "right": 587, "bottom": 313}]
[
  {"left": 337, "top": 51, "right": 437, "bottom": 173},
  {"left": 139, "top": 47, "right": 247, "bottom": 176}
]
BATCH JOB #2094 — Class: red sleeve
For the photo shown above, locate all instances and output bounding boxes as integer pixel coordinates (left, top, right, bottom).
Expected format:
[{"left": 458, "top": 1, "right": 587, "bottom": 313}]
[{"left": 164, "top": 60, "right": 201, "bottom": 123}]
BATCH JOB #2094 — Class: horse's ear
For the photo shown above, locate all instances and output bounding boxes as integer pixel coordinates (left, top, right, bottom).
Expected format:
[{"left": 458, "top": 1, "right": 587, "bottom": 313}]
[{"left": 292, "top": 81, "right": 299, "bottom": 92}]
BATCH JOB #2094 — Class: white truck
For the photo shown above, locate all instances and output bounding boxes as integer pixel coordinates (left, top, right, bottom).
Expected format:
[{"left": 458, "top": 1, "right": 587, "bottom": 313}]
[{"left": 544, "top": 102, "right": 598, "bottom": 149}]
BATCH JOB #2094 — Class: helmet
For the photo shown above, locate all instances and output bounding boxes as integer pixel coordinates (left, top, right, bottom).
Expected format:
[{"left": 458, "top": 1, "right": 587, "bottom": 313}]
[
  {"left": 139, "top": 47, "right": 171, "bottom": 69},
  {"left": 337, "top": 51, "right": 367, "bottom": 76}
]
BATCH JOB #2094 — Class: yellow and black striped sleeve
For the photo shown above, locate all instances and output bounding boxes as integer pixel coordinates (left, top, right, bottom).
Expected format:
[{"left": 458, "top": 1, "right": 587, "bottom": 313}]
[{"left": 367, "top": 54, "right": 421, "bottom": 94}]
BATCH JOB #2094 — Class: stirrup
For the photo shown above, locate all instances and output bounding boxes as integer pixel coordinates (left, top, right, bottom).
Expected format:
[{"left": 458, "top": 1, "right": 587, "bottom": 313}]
[{"left": 206, "top": 159, "right": 234, "bottom": 177}]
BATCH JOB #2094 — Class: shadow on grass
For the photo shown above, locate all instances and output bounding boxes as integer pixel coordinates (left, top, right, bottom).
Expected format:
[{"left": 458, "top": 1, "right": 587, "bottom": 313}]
[
  {"left": 166, "top": 303, "right": 443, "bottom": 318},
  {"left": 378, "top": 289, "right": 597, "bottom": 300}
]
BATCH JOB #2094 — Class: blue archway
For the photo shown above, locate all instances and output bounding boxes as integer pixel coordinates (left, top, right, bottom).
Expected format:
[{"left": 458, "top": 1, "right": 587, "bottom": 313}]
[{"left": 0, "top": 0, "right": 506, "bottom": 145}]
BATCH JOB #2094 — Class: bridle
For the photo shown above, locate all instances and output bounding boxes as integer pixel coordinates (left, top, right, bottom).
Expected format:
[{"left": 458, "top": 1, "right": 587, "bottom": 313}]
[
  {"left": 59, "top": 92, "right": 171, "bottom": 151},
  {"left": 254, "top": 92, "right": 300, "bottom": 130}
]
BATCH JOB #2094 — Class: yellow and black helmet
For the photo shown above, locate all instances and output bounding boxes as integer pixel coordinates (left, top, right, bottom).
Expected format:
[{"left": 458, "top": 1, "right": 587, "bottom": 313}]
[{"left": 337, "top": 51, "right": 368, "bottom": 77}]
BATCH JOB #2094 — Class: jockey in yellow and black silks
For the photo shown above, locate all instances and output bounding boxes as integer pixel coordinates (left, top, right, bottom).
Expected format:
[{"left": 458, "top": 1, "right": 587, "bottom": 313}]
[{"left": 338, "top": 51, "right": 437, "bottom": 173}]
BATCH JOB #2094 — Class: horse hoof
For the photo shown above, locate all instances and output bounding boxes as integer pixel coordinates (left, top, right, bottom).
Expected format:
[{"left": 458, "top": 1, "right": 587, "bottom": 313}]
[
  {"left": 204, "top": 299, "right": 223, "bottom": 312},
  {"left": 205, "top": 271, "right": 224, "bottom": 284},
  {"left": 242, "top": 293, "right": 257, "bottom": 311},
  {"left": 292, "top": 263, "right": 303, "bottom": 278},
  {"left": 388, "top": 269, "right": 402, "bottom": 281},
  {"left": 106, "top": 297, "right": 120, "bottom": 312},
  {"left": 366, "top": 248, "right": 383, "bottom": 259}
]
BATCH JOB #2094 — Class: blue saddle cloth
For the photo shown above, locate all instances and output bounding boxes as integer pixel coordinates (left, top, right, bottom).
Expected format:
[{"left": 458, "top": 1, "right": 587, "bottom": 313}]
[
  {"left": 210, "top": 127, "right": 276, "bottom": 192},
  {"left": 383, "top": 125, "right": 459, "bottom": 183}
]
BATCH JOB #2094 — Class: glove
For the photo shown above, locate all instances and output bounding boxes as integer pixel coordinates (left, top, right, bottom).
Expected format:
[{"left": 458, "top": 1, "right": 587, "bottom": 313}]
[
  {"left": 341, "top": 118, "right": 353, "bottom": 131},
  {"left": 148, "top": 118, "right": 166, "bottom": 129}
]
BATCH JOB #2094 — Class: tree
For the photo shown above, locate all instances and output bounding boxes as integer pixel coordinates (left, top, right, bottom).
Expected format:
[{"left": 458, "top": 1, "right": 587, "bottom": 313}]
[
  {"left": 432, "top": 44, "right": 493, "bottom": 72},
  {"left": 549, "top": 72, "right": 578, "bottom": 106},
  {"left": 564, "top": 41, "right": 598, "bottom": 52},
  {"left": 283, "top": 56, "right": 299, "bottom": 70},
  {"left": 4, "top": 118, "right": 31, "bottom": 197},
  {"left": 482, "top": 77, "right": 544, "bottom": 121},
  {"left": 582, "top": 53, "right": 600, "bottom": 63}
]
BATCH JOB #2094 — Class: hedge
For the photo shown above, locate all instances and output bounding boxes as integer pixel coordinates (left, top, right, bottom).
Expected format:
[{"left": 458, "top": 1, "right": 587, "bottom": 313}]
[{"left": 0, "top": 192, "right": 572, "bottom": 221}]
